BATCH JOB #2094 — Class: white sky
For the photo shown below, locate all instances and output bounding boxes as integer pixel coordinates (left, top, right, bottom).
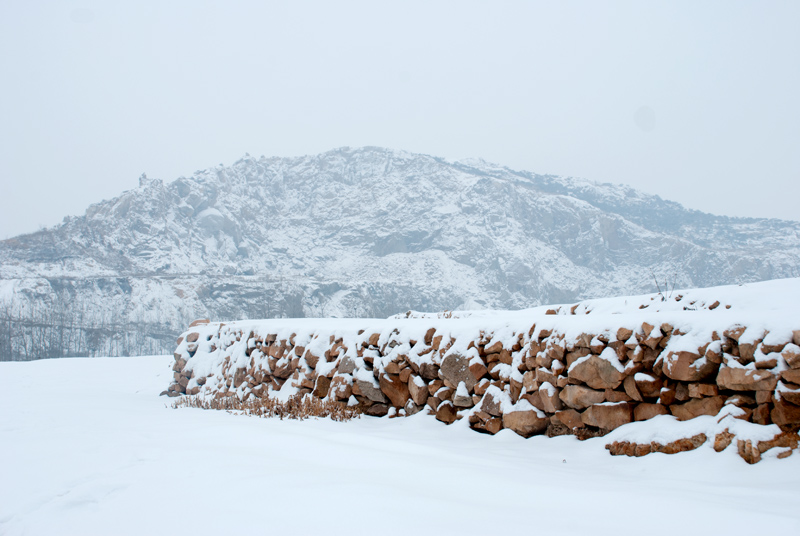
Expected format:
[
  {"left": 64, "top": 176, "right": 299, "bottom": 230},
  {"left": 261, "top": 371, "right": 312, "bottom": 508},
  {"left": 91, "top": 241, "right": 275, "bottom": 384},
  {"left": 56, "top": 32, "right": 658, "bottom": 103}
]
[{"left": 1, "top": 1, "right": 799, "bottom": 238}]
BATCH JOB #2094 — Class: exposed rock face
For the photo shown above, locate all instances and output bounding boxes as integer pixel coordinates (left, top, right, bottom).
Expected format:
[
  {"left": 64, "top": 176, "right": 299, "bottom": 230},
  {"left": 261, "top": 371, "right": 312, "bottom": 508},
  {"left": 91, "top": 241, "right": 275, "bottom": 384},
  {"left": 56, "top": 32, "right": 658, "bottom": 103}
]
[{"left": 4, "top": 146, "right": 800, "bottom": 359}]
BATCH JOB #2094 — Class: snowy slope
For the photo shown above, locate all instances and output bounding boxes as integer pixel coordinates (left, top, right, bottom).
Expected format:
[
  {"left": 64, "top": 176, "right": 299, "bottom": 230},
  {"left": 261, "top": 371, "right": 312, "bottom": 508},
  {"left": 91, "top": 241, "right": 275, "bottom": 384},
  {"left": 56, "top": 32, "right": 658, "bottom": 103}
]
[
  {"left": 1, "top": 354, "right": 799, "bottom": 536},
  {"left": 1, "top": 146, "right": 800, "bottom": 358}
]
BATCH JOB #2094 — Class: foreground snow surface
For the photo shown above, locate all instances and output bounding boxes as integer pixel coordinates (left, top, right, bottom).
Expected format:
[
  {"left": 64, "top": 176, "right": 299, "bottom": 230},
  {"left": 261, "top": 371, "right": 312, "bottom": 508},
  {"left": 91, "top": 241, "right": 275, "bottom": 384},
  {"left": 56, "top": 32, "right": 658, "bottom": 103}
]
[{"left": 2, "top": 356, "right": 799, "bottom": 536}]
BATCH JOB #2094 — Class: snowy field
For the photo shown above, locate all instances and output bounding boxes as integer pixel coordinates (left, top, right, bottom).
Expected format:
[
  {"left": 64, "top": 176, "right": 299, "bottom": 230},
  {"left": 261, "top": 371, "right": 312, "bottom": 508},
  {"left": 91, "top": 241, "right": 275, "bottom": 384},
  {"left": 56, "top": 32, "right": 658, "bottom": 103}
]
[{"left": 2, "top": 355, "right": 799, "bottom": 536}]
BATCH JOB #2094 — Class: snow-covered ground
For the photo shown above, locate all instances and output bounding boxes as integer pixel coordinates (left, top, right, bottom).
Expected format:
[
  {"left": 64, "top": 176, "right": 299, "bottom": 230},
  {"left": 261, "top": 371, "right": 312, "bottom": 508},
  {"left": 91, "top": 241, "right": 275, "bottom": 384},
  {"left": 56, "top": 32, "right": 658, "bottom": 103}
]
[{"left": 2, "top": 355, "right": 799, "bottom": 535}]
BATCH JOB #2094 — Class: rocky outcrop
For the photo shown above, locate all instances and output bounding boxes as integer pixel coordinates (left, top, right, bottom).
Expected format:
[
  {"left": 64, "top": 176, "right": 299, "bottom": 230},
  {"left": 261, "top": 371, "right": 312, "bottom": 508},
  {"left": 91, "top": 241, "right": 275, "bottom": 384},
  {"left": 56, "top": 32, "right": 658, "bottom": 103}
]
[{"left": 5, "top": 146, "right": 800, "bottom": 361}]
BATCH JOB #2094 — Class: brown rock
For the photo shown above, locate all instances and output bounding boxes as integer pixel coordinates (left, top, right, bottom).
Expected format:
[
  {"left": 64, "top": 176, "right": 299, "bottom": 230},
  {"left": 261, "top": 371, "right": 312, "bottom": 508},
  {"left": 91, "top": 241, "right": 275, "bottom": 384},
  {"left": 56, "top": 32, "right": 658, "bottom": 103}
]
[
  {"left": 502, "top": 406, "right": 549, "bottom": 437},
  {"left": 688, "top": 383, "right": 719, "bottom": 398},
  {"left": 753, "top": 403, "right": 770, "bottom": 424},
  {"left": 554, "top": 409, "right": 583, "bottom": 430},
  {"left": 453, "top": 391, "right": 474, "bottom": 408},
  {"left": 521, "top": 391, "right": 544, "bottom": 412},
  {"left": 379, "top": 374, "right": 410, "bottom": 407},
  {"left": 567, "top": 354, "right": 625, "bottom": 389},
  {"left": 781, "top": 369, "right": 800, "bottom": 385},
  {"left": 368, "top": 333, "right": 381, "bottom": 346},
  {"left": 188, "top": 318, "right": 210, "bottom": 328},
  {"left": 565, "top": 348, "right": 590, "bottom": 368},
  {"left": 304, "top": 351, "right": 320, "bottom": 369},
  {"left": 172, "top": 355, "right": 187, "bottom": 372},
  {"left": 329, "top": 375, "right": 352, "bottom": 401},
  {"left": 186, "top": 332, "right": 200, "bottom": 343},
  {"left": 779, "top": 384, "right": 800, "bottom": 406},
  {"left": 355, "top": 378, "right": 388, "bottom": 403},
  {"left": 659, "top": 387, "right": 677, "bottom": 406},
  {"left": 419, "top": 362, "right": 439, "bottom": 381},
  {"left": 771, "top": 398, "right": 800, "bottom": 426},
  {"left": 408, "top": 376, "right": 428, "bottom": 406},
  {"left": 470, "top": 414, "right": 503, "bottom": 435},
  {"left": 384, "top": 362, "right": 401, "bottom": 375},
  {"left": 481, "top": 390, "right": 504, "bottom": 417},
  {"left": 738, "top": 439, "right": 762, "bottom": 464},
  {"left": 313, "top": 375, "right": 332, "bottom": 398},
  {"left": 634, "top": 373, "right": 662, "bottom": 399},
  {"left": 705, "top": 344, "right": 723, "bottom": 364},
  {"left": 660, "top": 433, "right": 707, "bottom": 454},
  {"left": 714, "top": 429, "right": 735, "bottom": 452},
  {"left": 623, "top": 375, "right": 643, "bottom": 402},
  {"left": 435, "top": 401, "right": 458, "bottom": 424},
  {"left": 522, "top": 370, "right": 538, "bottom": 393},
  {"left": 616, "top": 327, "right": 633, "bottom": 343},
  {"left": 365, "top": 403, "right": 390, "bottom": 417},
  {"left": 539, "top": 383, "right": 563, "bottom": 413},
  {"left": 663, "top": 351, "right": 718, "bottom": 382},
  {"left": 726, "top": 393, "right": 757, "bottom": 407},
  {"left": 781, "top": 345, "right": 800, "bottom": 370},
  {"left": 641, "top": 327, "right": 663, "bottom": 350},
  {"left": 670, "top": 396, "right": 725, "bottom": 421},
  {"left": 724, "top": 326, "right": 746, "bottom": 342},
  {"left": 473, "top": 379, "right": 490, "bottom": 396},
  {"left": 441, "top": 353, "right": 478, "bottom": 391},
  {"left": 536, "top": 367, "right": 558, "bottom": 386},
  {"left": 434, "top": 386, "right": 454, "bottom": 402},
  {"left": 675, "top": 382, "right": 690, "bottom": 402},
  {"left": 427, "top": 379, "right": 444, "bottom": 395},
  {"left": 484, "top": 340, "right": 504, "bottom": 355},
  {"left": 469, "top": 361, "right": 488, "bottom": 381},
  {"left": 717, "top": 367, "right": 778, "bottom": 392},
  {"left": 424, "top": 328, "right": 436, "bottom": 345},
  {"left": 634, "top": 403, "right": 669, "bottom": 421},
  {"left": 755, "top": 355, "right": 779, "bottom": 369},
  {"left": 604, "top": 389, "right": 632, "bottom": 403},
  {"left": 581, "top": 403, "right": 632, "bottom": 430},
  {"left": 559, "top": 385, "right": 605, "bottom": 410}
]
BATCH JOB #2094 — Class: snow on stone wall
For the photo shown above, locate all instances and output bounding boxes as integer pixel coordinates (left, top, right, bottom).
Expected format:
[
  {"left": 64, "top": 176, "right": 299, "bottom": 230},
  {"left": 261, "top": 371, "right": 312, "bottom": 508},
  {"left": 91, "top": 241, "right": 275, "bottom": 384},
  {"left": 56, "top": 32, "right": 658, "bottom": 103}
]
[{"left": 166, "top": 280, "right": 800, "bottom": 463}]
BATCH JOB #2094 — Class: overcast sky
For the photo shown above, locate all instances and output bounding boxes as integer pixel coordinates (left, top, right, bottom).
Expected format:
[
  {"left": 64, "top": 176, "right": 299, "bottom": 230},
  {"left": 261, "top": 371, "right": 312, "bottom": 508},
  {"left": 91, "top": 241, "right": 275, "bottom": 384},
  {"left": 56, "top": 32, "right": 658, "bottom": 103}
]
[{"left": 1, "top": 1, "right": 798, "bottom": 238}]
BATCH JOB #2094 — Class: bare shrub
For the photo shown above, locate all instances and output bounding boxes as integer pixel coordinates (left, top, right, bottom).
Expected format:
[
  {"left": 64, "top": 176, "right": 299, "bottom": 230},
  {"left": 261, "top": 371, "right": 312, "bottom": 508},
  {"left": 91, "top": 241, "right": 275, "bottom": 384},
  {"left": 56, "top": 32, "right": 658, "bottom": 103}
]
[{"left": 171, "top": 393, "right": 361, "bottom": 422}]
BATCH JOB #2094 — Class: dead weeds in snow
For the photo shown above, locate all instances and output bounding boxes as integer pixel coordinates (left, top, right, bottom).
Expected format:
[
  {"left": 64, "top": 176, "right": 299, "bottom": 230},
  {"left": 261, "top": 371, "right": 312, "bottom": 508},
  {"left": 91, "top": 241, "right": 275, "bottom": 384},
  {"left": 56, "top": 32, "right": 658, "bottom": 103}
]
[{"left": 171, "top": 393, "right": 361, "bottom": 422}]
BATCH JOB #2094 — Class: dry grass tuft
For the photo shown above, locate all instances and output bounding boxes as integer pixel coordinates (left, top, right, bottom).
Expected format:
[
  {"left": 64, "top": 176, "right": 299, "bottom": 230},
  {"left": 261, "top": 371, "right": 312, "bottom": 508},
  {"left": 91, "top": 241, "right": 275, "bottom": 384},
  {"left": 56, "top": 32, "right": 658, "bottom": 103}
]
[{"left": 171, "top": 393, "right": 361, "bottom": 422}]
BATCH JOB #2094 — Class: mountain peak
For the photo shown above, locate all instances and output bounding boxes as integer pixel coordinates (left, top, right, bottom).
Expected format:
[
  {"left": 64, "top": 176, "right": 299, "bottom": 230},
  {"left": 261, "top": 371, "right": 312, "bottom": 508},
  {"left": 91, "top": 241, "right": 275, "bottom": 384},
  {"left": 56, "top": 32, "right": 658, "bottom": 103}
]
[{"left": 2, "top": 147, "right": 799, "bottom": 358}]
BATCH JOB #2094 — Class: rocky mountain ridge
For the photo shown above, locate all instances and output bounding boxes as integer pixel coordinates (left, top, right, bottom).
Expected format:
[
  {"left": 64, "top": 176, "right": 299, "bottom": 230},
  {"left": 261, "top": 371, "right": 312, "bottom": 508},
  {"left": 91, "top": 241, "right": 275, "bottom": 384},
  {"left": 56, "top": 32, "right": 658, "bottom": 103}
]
[{"left": 1, "top": 146, "right": 799, "bottom": 359}]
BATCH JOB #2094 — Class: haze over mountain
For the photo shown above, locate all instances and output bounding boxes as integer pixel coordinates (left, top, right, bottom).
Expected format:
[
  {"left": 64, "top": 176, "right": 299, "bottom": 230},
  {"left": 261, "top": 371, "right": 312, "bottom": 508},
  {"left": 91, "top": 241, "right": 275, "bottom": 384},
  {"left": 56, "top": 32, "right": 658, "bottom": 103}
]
[{"left": 2, "top": 146, "right": 799, "bottom": 359}]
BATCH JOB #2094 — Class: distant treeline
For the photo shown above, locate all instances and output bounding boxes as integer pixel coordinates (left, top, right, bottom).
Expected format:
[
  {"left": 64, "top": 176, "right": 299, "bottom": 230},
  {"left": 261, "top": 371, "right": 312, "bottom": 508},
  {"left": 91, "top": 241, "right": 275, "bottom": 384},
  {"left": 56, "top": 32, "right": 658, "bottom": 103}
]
[
  {"left": 0, "top": 276, "right": 440, "bottom": 361},
  {"left": 0, "top": 299, "right": 179, "bottom": 361},
  {"left": 0, "top": 279, "right": 310, "bottom": 361}
]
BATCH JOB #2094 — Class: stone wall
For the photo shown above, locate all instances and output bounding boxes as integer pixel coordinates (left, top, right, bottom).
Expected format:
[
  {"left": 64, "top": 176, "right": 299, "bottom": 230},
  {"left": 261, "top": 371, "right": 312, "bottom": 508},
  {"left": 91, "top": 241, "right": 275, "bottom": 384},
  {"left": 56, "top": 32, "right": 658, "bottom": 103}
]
[{"left": 166, "top": 314, "right": 800, "bottom": 462}]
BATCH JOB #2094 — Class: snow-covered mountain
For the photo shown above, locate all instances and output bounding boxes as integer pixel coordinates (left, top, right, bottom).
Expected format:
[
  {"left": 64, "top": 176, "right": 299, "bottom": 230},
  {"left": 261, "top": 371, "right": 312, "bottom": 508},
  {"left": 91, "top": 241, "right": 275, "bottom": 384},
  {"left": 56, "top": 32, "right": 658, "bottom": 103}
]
[{"left": 2, "top": 146, "right": 799, "bottom": 358}]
